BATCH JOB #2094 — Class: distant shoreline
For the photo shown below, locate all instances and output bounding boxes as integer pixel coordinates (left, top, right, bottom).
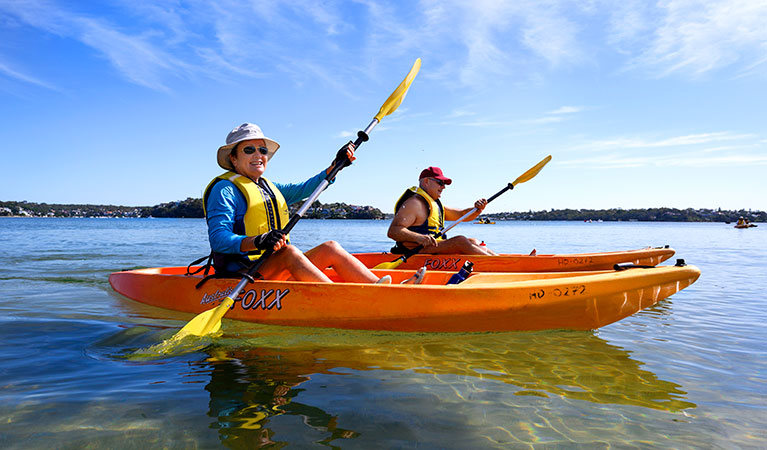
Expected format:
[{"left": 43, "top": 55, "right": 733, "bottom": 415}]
[
  {"left": 0, "top": 216, "right": 761, "bottom": 224},
  {"left": 2, "top": 199, "right": 764, "bottom": 223}
]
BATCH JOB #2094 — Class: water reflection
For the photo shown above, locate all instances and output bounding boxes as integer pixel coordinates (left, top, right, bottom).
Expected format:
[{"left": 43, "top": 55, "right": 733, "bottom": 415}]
[
  {"left": 197, "top": 325, "right": 695, "bottom": 447},
  {"left": 204, "top": 351, "right": 359, "bottom": 448}
]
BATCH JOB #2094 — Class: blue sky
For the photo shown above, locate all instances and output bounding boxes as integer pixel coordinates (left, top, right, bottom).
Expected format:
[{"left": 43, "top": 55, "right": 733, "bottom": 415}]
[{"left": 1, "top": 0, "right": 765, "bottom": 213}]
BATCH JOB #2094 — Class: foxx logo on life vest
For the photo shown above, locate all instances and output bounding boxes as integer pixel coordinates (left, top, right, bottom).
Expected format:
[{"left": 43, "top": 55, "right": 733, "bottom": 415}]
[{"left": 236, "top": 288, "right": 290, "bottom": 310}]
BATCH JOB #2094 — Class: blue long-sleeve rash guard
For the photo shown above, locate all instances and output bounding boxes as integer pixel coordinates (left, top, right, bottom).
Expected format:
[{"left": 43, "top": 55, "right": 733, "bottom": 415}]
[{"left": 206, "top": 171, "right": 330, "bottom": 255}]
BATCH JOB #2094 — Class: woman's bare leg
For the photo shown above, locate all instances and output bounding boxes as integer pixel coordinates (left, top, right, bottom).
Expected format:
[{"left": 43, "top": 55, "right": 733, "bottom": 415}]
[
  {"left": 257, "top": 245, "right": 331, "bottom": 282},
  {"left": 304, "top": 241, "right": 379, "bottom": 283}
]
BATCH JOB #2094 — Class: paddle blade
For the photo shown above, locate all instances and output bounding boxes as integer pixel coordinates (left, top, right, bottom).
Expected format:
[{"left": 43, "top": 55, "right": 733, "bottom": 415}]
[
  {"left": 374, "top": 58, "right": 421, "bottom": 121},
  {"left": 512, "top": 155, "right": 552, "bottom": 186},
  {"left": 172, "top": 297, "right": 234, "bottom": 339},
  {"left": 372, "top": 259, "right": 405, "bottom": 270}
]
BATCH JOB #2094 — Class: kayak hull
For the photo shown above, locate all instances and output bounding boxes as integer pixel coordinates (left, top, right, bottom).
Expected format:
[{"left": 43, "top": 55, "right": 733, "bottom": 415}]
[
  {"left": 108, "top": 264, "right": 699, "bottom": 332},
  {"left": 353, "top": 246, "right": 675, "bottom": 272}
]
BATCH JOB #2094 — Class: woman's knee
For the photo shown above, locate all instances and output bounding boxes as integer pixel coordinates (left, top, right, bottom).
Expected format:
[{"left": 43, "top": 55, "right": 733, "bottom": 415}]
[
  {"left": 278, "top": 244, "right": 306, "bottom": 262},
  {"left": 317, "top": 240, "right": 344, "bottom": 254}
]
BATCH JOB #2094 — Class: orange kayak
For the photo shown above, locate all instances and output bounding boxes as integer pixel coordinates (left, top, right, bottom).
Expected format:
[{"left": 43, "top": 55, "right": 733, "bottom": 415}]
[
  {"left": 108, "top": 263, "right": 699, "bottom": 332},
  {"left": 353, "top": 246, "right": 675, "bottom": 272}
]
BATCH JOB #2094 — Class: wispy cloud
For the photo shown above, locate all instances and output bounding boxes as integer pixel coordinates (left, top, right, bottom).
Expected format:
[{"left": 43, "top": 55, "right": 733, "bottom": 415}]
[
  {"left": 548, "top": 106, "right": 583, "bottom": 115},
  {"left": 0, "top": 61, "right": 59, "bottom": 91},
  {"left": 519, "top": 105, "right": 583, "bottom": 125},
  {"left": 524, "top": 116, "right": 565, "bottom": 125},
  {"left": 561, "top": 152, "right": 767, "bottom": 168},
  {"left": 76, "top": 19, "right": 189, "bottom": 91},
  {"left": 0, "top": 0, "right": 189, "bottom": 91},
  {"left": 559, "top": 131, "right": 766, "bottom": 168},
  {"left": 1, "top": 0, "right": 764, "bottom": 93},
  {"left": 446, "top": 109, "right": 477, "bottom": 119},
  {"left": 627, "top": 0, "right": 767, "bottom": 78},
  {"left": 572, "top": 132, "right": 757, "bottom": 152}
]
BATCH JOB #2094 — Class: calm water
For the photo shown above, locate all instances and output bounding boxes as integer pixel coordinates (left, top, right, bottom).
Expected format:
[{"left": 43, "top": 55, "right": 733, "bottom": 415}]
[{"left": 0, "top": 218, "right": 765, "bottom": 449}]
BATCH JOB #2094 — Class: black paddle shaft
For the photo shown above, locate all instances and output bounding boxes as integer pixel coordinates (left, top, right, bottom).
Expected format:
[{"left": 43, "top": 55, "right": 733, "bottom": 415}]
[
  {"left": 486, "top": 183, "right": 514, "bottom": 202},
  {"left": 244, "top": 130, "right": 370, "bottom": 281}
]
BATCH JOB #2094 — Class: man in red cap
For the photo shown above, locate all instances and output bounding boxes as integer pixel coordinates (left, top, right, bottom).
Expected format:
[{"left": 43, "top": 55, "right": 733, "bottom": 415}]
[{"left": 387, "top": 166, "right": 497, "bottom": 255}]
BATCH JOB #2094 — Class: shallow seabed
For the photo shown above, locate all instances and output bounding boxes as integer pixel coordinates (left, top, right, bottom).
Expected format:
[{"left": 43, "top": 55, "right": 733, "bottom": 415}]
[{"left": 0, "top": 218, "right": 765, "bottom": 449}]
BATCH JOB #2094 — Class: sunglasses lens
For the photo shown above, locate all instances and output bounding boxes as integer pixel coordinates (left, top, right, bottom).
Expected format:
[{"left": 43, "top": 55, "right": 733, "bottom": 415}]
[{"left": 242, "top": 146, "right": 269, "bottom": 155}]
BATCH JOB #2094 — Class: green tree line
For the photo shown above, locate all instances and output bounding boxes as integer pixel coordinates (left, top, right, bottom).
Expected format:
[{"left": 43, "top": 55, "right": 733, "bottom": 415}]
[
  {"left": 0, "top": 199, "right": 386, "bottom": 220},
  {"left": 2, "top": 200, "right": 763, "bottom": 222},
  {"left": 484, "top": 207, "right": 766, "bottom": 223}
]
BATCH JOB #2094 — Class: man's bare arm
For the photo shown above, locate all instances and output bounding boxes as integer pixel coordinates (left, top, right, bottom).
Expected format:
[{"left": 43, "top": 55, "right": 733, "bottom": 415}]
[{"left": 387, "top": 197, "right": 438, "bottom": 248}]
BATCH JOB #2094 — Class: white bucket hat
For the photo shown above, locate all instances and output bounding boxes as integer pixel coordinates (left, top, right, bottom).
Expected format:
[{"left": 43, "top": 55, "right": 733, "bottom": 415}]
[{"left": 217, "top": 123, "right": 280, "bottom": 171}]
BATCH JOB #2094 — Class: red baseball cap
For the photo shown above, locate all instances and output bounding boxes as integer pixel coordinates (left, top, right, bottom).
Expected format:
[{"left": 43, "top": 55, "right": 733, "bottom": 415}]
[{"left": 419, "top": 166, "right": 452, "bottom": 185}]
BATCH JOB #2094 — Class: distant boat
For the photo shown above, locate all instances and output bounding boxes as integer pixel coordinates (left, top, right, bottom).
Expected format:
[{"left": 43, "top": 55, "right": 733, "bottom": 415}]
[{"left": 734, "top": 218, "right": 757, "bottom": 228}]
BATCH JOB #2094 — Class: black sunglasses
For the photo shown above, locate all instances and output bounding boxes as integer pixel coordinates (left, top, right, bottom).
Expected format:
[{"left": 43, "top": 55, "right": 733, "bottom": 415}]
[
  {"left": 242, "top": 145, "right": 269, "bottom": 156},
  {"left": 431, "top": 178, "right": 446, "bottom": 187}
]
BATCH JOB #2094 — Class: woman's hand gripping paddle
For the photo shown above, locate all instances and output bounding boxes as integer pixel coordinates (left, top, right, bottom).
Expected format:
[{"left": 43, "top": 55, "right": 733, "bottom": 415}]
[
  {"left": 373, "top": 155, "right": 552, "bottom": 270},
  {"left": 170, "top": 59, "right": 422, "bottom": 340}
]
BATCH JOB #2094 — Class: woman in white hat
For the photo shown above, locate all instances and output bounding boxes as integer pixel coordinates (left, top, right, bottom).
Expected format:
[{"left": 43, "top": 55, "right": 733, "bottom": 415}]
[{"left": 203, "top": 123, "right": 390, "bottom": 283}]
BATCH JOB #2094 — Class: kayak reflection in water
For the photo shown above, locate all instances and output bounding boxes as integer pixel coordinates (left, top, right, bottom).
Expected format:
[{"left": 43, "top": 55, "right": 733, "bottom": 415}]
[
  {"left": 202, "top": 122, "right": 387, "bottom": 284},
  {"left": 388, "top": 166, "right": 498, "bottom": 255}
]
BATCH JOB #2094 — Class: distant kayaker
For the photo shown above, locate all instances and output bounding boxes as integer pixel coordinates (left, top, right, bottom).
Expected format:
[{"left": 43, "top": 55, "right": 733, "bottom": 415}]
[
  {"left": 387, "top": 166, "right": 497, "bottom": 255},
  {"left": 203, "top": 123, "right": 390, "bottom": 284}
]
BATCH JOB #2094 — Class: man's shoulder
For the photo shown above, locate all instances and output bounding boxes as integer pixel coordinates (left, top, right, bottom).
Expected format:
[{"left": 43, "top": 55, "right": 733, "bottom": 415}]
[{"left": 398, "top": 194, "right": 430, "bottom": 213}]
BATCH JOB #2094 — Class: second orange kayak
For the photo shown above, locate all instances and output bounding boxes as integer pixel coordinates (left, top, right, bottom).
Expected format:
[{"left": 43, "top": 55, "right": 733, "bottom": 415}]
[{"left": 353, "top": 246, "right": 675, "bottom": 272}]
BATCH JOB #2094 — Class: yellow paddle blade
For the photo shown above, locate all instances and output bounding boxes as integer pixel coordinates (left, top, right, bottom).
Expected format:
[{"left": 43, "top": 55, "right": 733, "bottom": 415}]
[
  {"left": 172, "top": 297, "right": 234, "bottom": 339},
  {"left": 512, "top": 155, "right": 552, "bottom": 186},
  {"left": 372, "top": 259, "right": 405, "bottom": 270},
  {"left": 374, "top": 58, "right": 421, "bottom": 121}
]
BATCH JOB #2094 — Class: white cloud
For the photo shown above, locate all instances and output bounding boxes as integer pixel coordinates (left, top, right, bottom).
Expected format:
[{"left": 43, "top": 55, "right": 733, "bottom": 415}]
[
  {"left": 572, "top": 132, "right": 756, "bottom": 152},
  {"left": 446, "top": 109, "right": 477, "bottom": 119},
  {"left": 0, "top": 61, "right": 59, "bottom": 91},
  {"left": 629, "top": 0, "right": 767, "bottom": 78},
  {"left": 0, "top": 0, "right": 189, "bottom": 91},
  {"left": 559, "top": 130, "right": 766, "bottom": 168},
  {"left": 525, "top": 116, "right": 564, "bottom": 125},
  {"left": 548, "top": 106, "right": 583, "bottom": 115},
  {"left": 561, "top": 152, "right": 767, "bottom": 168},
  {"left": 76, "top": 18, "right": 188, "bottom": 91},
  {"left": 2, "top": 0, "right": 765, "bottom": 93}
]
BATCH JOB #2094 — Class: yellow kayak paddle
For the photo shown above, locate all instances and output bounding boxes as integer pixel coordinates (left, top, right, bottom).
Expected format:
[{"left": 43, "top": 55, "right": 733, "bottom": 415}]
[{"left": 170, "top": 59, "right": 422, "bottom": 340}]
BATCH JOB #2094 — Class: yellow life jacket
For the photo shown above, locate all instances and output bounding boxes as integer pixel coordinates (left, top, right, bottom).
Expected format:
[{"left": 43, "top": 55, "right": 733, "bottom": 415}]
[
  {"left": 394, "top": 186, "right": 445, "bottom": 244},
  {"left": 203, "top": 171, "right": 290, "bottom": 260}
]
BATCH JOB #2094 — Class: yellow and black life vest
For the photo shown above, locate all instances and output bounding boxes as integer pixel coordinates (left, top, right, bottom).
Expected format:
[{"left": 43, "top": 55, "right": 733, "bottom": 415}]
[
  {"left": 393, "top": 186, "right": 445, "bottom": 249},
  {"left": 203, "top": 171, "right": 290, "bottom": 261}
]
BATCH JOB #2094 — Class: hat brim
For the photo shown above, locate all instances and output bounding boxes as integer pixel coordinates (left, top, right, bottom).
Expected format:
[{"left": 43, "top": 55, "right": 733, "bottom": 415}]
[{"left": 217, "top": 138, "right": 280, "bottom": 171}]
